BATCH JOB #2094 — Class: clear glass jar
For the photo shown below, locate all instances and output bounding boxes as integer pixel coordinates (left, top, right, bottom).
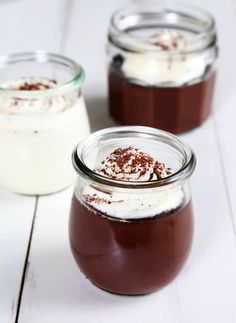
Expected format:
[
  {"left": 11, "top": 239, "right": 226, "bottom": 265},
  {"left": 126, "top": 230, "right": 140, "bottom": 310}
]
[
  {"left": 69, "top": 126, "right": 196, "bottom": 295},
  {"left": 107, "top": 1, "right": 218, "bottom": 133},
  {"left": 0, "top": 51, "right": 90, "bottom": 195}
]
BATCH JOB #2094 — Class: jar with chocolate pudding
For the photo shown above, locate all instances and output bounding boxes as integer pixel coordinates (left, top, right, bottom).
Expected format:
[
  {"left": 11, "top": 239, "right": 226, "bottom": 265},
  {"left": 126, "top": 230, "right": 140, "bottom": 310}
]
[
  {"left": 69, "top": 126, "right": 196, "bottom": 295},
  {"left": 107, "top": 2, "right": 218, "bottom": 133},
  {"left": 0, "top": 51, "right": 90, "bottom": 195}
]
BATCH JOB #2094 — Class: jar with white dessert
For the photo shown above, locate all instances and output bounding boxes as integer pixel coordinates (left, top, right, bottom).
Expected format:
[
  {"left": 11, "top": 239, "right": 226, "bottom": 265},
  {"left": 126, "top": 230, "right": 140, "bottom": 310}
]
[
  {"left": 70, "top": 126, "right": 196, "bottom": 295},
  {"left": 107, "top": 2, "right": 218, "bottom": 133},
  {"left": 0, "top": 51, "right": 90, "bottom": 195}
]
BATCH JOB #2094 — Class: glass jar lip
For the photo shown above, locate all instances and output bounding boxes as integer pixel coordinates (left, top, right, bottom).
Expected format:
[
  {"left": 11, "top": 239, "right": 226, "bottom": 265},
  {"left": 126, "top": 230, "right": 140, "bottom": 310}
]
[
  {"left": 109, "top": 1, "right": 216, "bottom": 54},
  {"left": 0, "top": 51, "right": 85, "bottom": 98},
  {"left": 72, "top": 126, "right": 196, "bottom": 189}
]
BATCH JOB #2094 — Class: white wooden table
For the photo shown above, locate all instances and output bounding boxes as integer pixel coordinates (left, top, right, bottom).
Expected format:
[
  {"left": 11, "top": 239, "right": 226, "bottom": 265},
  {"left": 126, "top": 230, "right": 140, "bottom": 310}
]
[{"left": 0, "top": 0, "right": 236, "bottom": 322}]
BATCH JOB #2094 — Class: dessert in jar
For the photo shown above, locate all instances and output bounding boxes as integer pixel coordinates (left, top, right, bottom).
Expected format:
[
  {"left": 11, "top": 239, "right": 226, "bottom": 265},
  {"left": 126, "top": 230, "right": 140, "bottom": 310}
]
[
  {"left": 0, "top": 51, "right": 90, "bottom": 195},
  {"left": 107, "top": 2, "right": 218, "bottom": 133},
  {"left": 69, "top": 126, "right": 196, "bottom": 295}
]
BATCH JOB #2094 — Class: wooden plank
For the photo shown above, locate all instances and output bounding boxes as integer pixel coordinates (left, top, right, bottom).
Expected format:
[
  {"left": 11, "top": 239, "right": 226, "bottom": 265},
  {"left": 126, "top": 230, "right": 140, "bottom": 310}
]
[
  {"left": 177, "top": 120, "right": 236, "bottom": 323},
  {"left": 0, "top": 0, "right": 66, "bottom": 322},
  {"left": 211, "top": 0, "right": 236, "bottom": 227},
  {"left": 0, "top": 189, "right": 36, "bottom": 323},
  {"left": 215, "top": 108, "right": 236, "bottom": 226}
]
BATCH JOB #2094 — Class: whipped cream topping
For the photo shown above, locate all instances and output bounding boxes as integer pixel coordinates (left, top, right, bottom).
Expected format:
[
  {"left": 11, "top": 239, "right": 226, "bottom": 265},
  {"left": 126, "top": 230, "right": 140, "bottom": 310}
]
[
  {"left": 146, "top": 29, "right": 187, "bottom": 51},
  {"left": 81, "top": 147, "right": 184, "bottom": 219},
  {"left": 121, "top": 29, "right": 206, "bottom": 85},
  {"left": 0, "top": 96, "right": 90, "bottom": 194},
  {"left": 96, "top": 147, "right": 173, "bottom": 181},
  {"left": 0, "top": 78, "right": 77, "bottom": 114}
]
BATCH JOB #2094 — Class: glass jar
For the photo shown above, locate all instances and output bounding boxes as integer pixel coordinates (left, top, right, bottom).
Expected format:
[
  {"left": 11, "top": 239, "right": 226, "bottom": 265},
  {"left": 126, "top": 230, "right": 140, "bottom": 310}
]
[
  {"left": 0, "top": 51, "right": 90, "bottom": 195},
  {"left": 69, "top": 126, "right": 196, "bottom": 295},
  {"left": 107, "top": 1, "right": 218, "bottom": 133}
]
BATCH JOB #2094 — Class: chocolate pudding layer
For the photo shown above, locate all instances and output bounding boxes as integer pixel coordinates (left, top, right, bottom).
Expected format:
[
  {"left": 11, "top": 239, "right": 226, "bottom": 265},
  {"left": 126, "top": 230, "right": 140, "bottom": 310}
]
[
  {"left": 109, "top": 65, "right": 216, "bottom": 133},
  {"left": 70, "top": 196, "right": 193, "bottom": 295}
]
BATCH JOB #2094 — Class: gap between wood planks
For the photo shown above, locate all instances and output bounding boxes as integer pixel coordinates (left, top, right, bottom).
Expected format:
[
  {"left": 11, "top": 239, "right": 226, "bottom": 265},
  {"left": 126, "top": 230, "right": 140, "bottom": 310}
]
[
  {"left": 59, "top": 0, "right": 75, "bottom": 54},
  {"left": 212, "top": 115, "right": 236, "bottom": 240},
  {"left": 14, "top": 197, "right": 38, "bottom": 323},
  {"left": 13, "top": 1, "right": 74, "bottom": 321}
]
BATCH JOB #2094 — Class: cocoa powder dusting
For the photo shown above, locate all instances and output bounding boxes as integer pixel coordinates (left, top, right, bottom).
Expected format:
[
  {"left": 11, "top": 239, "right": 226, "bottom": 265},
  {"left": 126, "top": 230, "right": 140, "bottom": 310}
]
[
  {"left": 18, "top": 80, "right": 57, "bottom": 91},
  {"left": 83, "top": 194, "right": 123, "bottom": 205},
  {"left": 150, "top": 30, "right": 186, "bottom": 51},
  {"left": 96, "top": 147, "right": 173, "bottom": 181}
]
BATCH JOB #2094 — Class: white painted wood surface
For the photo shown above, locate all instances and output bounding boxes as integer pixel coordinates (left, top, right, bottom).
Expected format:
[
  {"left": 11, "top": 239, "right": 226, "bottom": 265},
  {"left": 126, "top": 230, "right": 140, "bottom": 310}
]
[
  {"left": 0, "top": 0, "right": 66, "bottom": 322},
  {"left": 0, "top": 188, "right": 35, "bottom": 323},
  {"left": 0, "top": 0, "right": 236, "bottom": 322}
]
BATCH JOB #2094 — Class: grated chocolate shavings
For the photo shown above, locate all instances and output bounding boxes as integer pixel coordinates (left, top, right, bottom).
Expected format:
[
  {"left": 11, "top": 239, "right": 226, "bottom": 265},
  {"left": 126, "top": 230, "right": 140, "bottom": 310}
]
[
  {"left": 149, "top": 30, "right": 186, "bottom": 52},
  {"left": 83, "top": 194, "right": 123, "bottom": 205},
  {"left": 95, "top": 147, "right": 173, "bottom": 181},
  {"left": 17, "top": 79, "right": 57, "bottom": 91}
]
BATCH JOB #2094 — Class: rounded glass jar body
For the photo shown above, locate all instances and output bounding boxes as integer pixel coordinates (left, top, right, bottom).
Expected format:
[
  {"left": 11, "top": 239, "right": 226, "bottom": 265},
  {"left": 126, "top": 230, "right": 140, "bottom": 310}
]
[
  {"left": 107, "top": 2, "right": 218, "bottom": 133},
  {"left": 69, "top": 126, "right": 196, "bottom": 295},
  {"left": 0, "top": 52, "right": 90, "bottom": 195}
]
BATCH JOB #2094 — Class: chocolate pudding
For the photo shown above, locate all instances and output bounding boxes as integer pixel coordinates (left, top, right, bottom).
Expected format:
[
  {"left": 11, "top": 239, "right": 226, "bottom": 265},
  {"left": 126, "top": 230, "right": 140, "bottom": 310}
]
[
  {"left": 109, "top": 60, "right": 216, "bottom": 133},
  {"left": 107, "top": 6, "right": 218, "bottom": 133},
  {"left": 69, "top": 145, "right": 194, "bottom": 295},
  {"left": 70, "top": 196, "right": 193, "bottom": 295}
]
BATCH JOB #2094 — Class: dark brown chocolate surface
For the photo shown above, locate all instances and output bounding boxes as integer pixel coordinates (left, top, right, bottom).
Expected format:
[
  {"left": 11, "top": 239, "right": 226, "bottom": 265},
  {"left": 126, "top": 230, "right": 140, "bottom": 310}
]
[
  {"left": 69, "top": 195, "right": 193, "bottom": 295},
  {"left": 108, "top": 63, "right": 216, "bottom": 133}
]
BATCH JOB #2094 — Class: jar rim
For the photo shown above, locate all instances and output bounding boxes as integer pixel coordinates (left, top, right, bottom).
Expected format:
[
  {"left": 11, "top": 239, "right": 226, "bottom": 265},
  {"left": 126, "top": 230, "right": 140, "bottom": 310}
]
[
  {"left": 0, "top": 51, "right": 84, "bottom": 98},
  {"left": 72, "top": 126, "right": 196, "bottom": 189},
  {"left": 109, "top": 1, "right": 216, "bottom": 54}
]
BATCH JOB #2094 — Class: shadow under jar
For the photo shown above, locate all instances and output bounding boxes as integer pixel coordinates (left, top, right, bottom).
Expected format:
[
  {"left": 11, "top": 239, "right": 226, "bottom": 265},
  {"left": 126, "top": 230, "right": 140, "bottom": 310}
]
[
  {"left": 107, "top": 2, "right": 218, "bottom": 133},
  {"left": 69, "top": 126, "right": 196, "bottom": 295},
  {"left": 0, "top": 51, "right": 90, "bottom": 195}
]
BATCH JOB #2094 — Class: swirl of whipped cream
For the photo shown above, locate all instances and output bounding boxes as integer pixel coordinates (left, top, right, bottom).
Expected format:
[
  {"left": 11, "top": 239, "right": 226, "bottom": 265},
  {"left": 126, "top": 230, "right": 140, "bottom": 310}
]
[
  {"left": 121, "top": 29, "right": 206, "bottom": 85},
  {"left": 96, "top": 147, "right": 173, "bottom": 181}
]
